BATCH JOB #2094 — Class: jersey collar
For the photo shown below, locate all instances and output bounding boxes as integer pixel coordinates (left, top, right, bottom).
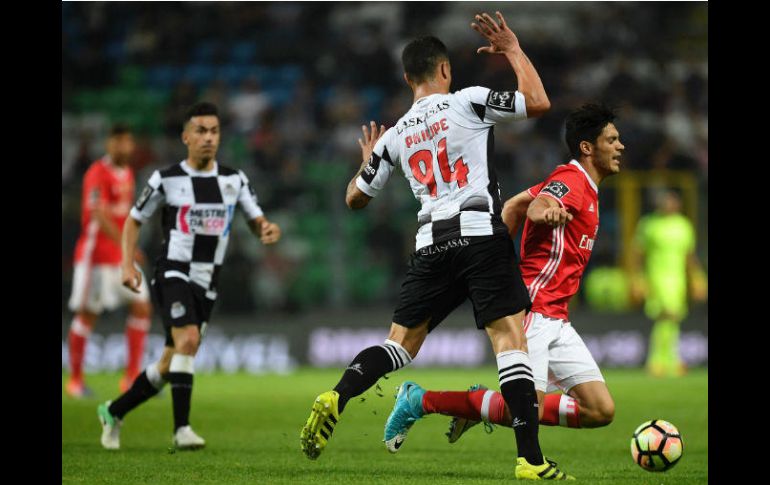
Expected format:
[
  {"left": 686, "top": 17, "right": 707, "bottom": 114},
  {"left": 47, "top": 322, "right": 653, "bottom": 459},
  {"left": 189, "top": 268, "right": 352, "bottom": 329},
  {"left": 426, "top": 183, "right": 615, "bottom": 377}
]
[
  {"left": 569, "top": 160, "right": 598, "bottom": 194},
  {"left": 181, "top": 160, "right": 219, "bottom": 177}
]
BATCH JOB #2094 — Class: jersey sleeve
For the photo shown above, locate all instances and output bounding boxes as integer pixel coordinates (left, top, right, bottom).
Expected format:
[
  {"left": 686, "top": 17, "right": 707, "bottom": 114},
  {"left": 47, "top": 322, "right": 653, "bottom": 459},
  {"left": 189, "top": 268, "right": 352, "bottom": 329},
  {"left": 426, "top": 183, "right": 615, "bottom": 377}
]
[
  {"left": 455, "top": 86, "right": 528, "bottom": 125},
  {"left": 535, "top": 168, "right": 585, "bottom": 213},
  {"left": 355, "top": 128, "right": 397, "bottom": 198},
  {"left": 526, "top": 182, "right": 544, "bottom": 198},
  {"left": 129, "top": 170, "right": 165, "bottom": 223},
  {"left": 237, "top": 170, "right": 265, "bottom": 220}
]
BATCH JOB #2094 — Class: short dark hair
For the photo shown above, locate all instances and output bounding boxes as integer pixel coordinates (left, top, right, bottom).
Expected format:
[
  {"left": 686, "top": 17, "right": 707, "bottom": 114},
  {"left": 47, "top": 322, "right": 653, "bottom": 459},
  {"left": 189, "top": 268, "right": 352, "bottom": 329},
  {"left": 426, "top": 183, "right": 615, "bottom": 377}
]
[
  {"left": 564, "top": 103, "right": 617, "bottom": 158},
  {"left": 109, "top": 122, "right": 132, "bottom": 137},
  {"left": 402, "top": 36, "right": 449, "bottom": 84},
  {"left": 184, "top": 102, "right": 219, "bottom": 125}
]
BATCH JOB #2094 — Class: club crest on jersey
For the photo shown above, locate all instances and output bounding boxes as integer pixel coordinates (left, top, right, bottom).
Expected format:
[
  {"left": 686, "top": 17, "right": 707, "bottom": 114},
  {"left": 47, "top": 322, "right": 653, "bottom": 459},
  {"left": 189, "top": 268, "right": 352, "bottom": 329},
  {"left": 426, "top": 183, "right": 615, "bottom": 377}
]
[
  {"left": 542, "top": 180, "right": 570, "bottom": 199},
  {"left": 487, "top": 90, "right": 516, "bottom": 111},
  {"left": 224, "top": 183, "right": 237, "bottom": 197},
  {"left": 170, "top": 302, "right": 186, "bottom": 319}
]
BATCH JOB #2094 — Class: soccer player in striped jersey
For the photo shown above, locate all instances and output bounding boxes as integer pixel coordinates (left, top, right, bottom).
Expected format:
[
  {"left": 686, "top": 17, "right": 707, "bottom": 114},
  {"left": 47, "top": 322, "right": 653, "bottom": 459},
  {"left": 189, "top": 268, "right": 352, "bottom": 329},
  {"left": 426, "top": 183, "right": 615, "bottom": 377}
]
[
  {"left": 66, "top": 123, "right": 153, "bottom": 398},
  {"left": 387, "top": 104, "right": 624, "bottom": 449},
  {"left": 96, "top": 102, "right": 281, "bottom": 450},
  {"left": 301, "top": 11, "right": 573, "bottom": 480}
]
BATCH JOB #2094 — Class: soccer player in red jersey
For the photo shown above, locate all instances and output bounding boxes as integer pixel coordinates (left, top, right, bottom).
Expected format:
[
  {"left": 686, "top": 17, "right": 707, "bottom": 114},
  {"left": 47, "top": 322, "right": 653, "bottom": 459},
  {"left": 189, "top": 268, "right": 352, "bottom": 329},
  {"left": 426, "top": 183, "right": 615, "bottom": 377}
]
[
  {"left": 66, "top": 124, "right": 153, "bottom": 398},
  {"left": 385, "top": 103, "right": 624, "bottom": 442}
]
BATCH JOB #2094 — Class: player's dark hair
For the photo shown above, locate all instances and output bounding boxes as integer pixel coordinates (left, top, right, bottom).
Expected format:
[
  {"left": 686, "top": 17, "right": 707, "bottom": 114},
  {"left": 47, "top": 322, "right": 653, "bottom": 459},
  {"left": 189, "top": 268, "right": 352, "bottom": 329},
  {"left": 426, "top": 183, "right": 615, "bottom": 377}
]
[
  {"left": 565, "top": 103, "right": 617, "bottom": 158},
  {"left": 109, "top": 123, "right": 132, "bottom": 137},
  {"left": 402, "top": 36, "right": 449, "bottom": 84},
  {"left": 183, "top": 102, "right": 219, "bottom": 125}
]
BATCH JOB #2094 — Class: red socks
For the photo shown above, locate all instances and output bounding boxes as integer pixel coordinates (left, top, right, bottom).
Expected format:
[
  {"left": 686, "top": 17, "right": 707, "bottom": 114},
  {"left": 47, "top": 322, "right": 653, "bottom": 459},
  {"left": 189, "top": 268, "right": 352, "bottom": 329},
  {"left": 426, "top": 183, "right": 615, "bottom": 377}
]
[
  {"left": 541, "top": 394, "right": 581, "bottom": 428},
  {"left": 68, "top": 317, "right": 92, "bottom": 382},
  {"left": 422, "top": 389, "right": 506, "bottom": 424}
]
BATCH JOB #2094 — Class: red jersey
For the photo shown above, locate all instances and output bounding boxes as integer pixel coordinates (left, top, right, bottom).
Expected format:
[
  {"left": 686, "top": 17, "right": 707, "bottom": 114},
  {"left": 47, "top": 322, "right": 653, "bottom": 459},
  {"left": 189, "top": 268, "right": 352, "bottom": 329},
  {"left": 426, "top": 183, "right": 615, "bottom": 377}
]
[
  {"left": 520, "top": 160, "right": 599, "bottom": 320},
  {"left": 73, "top": 157, "right": 135, "bottom": 265}
]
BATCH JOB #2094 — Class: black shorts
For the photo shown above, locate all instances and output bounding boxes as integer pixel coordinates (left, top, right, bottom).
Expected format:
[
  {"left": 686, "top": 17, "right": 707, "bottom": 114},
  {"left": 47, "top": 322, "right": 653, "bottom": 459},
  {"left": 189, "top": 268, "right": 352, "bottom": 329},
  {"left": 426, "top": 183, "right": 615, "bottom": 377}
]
[
  {"left": 392, "top": 235, "right": 531, "bottom": 331},
  {"left": 151, "top": 274, "right": 216, "bottom": 347}
]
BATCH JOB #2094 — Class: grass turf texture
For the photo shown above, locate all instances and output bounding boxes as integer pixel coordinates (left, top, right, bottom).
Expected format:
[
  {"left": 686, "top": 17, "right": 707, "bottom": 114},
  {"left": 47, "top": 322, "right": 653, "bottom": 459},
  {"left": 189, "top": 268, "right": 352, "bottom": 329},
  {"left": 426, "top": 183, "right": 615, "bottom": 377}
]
[{"left": 63, "top": 368, "right": 707, "bottom": 484}]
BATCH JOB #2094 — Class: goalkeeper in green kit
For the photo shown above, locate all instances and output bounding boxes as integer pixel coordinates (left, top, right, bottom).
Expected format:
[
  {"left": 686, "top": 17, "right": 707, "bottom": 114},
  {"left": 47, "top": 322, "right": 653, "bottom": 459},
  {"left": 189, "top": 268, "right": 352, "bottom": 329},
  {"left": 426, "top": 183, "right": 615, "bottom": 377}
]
[{"left": 632, "top": 189, "right": 707, "bottom": 377}]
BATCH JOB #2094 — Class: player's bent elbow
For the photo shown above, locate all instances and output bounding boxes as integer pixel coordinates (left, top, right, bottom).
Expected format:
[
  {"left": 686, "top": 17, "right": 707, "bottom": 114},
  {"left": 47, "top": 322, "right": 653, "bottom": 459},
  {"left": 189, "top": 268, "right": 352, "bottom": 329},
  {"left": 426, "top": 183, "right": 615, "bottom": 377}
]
[
  {"left": 346, "top": 193, "right": 369, "bottom": 210},
  {"left": 526, "top": 98, "right": 551, "bottom": 118}
]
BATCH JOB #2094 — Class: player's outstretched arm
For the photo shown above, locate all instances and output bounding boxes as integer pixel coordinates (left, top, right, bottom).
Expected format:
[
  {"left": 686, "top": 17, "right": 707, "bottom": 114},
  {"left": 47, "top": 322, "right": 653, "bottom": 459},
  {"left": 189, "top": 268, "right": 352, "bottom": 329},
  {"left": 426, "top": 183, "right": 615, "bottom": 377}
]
[
  {"left": 471, "top": 11, "right": 550, "bottom": 117},
  {"left": 249, "top": 216, "right": 282, "bottom": 245},
  {"left": 502, "top": 190, "right": 535, "bottom": 239},
  {"left": 121, "top": 217, "right": 143, "bottom": 293},
  {"left": 345, "top": 121, "right": 386, "bottom": 210},
  {"left": 526, "top": 195, "right": 573, "bottom": 227}
]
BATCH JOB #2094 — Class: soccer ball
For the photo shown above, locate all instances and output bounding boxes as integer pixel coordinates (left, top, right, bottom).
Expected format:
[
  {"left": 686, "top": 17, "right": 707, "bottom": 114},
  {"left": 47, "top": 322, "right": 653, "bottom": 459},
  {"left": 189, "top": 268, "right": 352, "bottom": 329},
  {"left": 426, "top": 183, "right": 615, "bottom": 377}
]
[{"left": 630, "top": 420, "right": 683, "bottom": 472}]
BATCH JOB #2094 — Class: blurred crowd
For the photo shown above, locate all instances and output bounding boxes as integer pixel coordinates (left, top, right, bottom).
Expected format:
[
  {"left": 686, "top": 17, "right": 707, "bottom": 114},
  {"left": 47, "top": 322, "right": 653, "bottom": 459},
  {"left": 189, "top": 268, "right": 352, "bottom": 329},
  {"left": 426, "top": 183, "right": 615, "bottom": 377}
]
[{"left": 62, "top": 2, "right": 707, "bottom": 314}]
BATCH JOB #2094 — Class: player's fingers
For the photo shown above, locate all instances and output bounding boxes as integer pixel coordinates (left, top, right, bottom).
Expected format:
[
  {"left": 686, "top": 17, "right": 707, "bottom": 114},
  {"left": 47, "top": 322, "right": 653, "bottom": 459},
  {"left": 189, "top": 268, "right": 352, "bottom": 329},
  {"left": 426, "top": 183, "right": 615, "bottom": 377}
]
[
  {"left": 566, "top": 213, "right": 574, "bottom": 222},
  {"left": 369, "top": 121, "right": 377, "bottom": 140},
  {"left": 379, "top": 124, "right": 387, "bottom": 138},
  {"left": 481, "top": 13, "right": 500, "bottom": 31},
  {"left": 473, "top": 17, "right": 494, "bottom": 36},
  {"left": 471, "top": 22, "right": 486, "bottom": 37},
  {"left": 476, "top": 45, "right": 494, "bottom": 54},
  {"left": 358, "top": 138, "right": 364, "bottom": 149},
  {"left": 361, "top": 124, "right": 369, "bottom": 139},
  {"left": 496, "top": 11, "right": 508, "bottom": 29}
]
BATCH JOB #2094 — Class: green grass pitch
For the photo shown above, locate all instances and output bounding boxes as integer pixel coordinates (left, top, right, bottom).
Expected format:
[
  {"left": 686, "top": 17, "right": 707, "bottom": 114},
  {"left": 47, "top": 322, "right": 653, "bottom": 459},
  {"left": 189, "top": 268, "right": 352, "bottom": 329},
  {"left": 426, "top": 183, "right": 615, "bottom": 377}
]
[{"left": 63, "top": 368, "right": 707, "bottom": 484}]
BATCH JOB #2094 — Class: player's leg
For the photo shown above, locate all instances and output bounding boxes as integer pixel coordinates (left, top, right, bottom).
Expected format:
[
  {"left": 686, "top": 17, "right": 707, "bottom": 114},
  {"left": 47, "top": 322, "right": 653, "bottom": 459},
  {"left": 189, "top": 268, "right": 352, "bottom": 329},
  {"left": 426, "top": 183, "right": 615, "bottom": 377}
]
[
  {"left": 486, "top": 314, "right": 572, "bottom": 480},
  {"left": 122, "top": 300, "right": 152, "bottom": 392},
  {"left": 98, "top": 345, "right": 173, "bottom": 450},
  {"left": 301, "top": 320, "right": 424, "bottom": 459},
  {"left": 66, "top": 262, "right": 102, "bottom": 397},
  {"left": 439, "top": 312, "right": 553, "bottom": 440},
  {"left": 543, "top": 322, "right": 613, "bottom": 428},
  {"left": 302, "top": 244, "right": 455, "bottom": 459},
  {"left": 464, "top": 236, "right": 572, "bottom": 479},
  {"left": 67, "top": 310, "right": 97, "bottom": 397},
  {"left": 167, "top": 323, "right": 205, "bottom": 449}
]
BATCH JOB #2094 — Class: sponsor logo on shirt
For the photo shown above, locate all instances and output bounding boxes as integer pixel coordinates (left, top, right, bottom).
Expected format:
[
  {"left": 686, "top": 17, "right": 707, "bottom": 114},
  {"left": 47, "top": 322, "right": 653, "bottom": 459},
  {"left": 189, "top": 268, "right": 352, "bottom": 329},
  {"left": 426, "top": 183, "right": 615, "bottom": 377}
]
[
  {"left": 579, "top": 234, "right": 595, "bottom": 251},
  {"left": 179, "top": 204, "right": 230, "bottom": 235}
]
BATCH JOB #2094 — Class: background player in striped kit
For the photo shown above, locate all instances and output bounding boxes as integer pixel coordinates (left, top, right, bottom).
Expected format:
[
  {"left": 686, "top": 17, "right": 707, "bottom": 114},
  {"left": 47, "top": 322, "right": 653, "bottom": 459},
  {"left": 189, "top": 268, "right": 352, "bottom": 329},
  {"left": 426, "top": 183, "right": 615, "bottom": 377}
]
[
  {"left": 66, "top": 123, "right": 153, "bottom": 398},
  {"left": 96, "top": 102, "right": 281, "bottom": 450},
  {"left": 385, "top": 104, "right": 623, "bottom": 444},
  {"left": 301, "top": 11, "right": 573, "bottom": 480}
]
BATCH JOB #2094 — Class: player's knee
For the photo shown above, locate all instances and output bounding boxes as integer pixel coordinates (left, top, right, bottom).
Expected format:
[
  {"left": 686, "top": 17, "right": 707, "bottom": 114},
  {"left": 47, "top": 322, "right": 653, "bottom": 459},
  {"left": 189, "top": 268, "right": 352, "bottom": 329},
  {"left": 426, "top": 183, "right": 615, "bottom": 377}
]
[
  {"left": 174, "top": 328, "right": 200, "bottom": 355},
  {"left": 130, "top": 301, "right": 152, "bottom": 319},
  {"left": 593, "top": 400, "right": 615, "bottom": 426}
]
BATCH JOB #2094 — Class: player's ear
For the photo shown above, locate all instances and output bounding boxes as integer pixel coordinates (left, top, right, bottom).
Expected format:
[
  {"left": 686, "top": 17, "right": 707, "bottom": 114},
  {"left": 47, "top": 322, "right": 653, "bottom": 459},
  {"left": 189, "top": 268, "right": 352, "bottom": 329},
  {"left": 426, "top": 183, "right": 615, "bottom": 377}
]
[
  {"left": 439, "top": 61, "right": 450, "bottom": 80},
  {"left": 403, "top": 72, "right": 411, "bottom": 87},
  {"left": 579, "top": 140, "right": 593, "bottom": 157}
]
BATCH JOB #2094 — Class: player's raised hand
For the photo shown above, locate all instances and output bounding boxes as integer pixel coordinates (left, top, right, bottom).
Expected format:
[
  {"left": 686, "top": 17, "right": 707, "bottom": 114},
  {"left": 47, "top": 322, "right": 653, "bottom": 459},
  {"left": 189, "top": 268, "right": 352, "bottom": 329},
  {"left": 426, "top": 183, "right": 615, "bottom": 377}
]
[
  {"left": 358, "top": 120, "right": 387, "bottom": 164},
  {"left": 122, "top": 263, "right": 142, "bottom": 293},
  {"left": 543, "top": 207, "right": 573, "bottom": 227},
  {"left": 260, "top": 220, "right": 282, "bottom": 245},
  {"left": 472, "top": 11, "right": 520, "bottom": 55}
]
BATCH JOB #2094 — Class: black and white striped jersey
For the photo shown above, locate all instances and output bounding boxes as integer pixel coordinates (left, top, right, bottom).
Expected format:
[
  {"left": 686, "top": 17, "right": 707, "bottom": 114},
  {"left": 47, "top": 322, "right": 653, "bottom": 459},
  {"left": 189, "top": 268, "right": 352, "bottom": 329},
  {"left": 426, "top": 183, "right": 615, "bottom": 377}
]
[
  {"left": 129, "top": 160, "right": 264, "bottom": 297},
  {"left": 356, "top": 87, "right": 528, "bottom": 250}
]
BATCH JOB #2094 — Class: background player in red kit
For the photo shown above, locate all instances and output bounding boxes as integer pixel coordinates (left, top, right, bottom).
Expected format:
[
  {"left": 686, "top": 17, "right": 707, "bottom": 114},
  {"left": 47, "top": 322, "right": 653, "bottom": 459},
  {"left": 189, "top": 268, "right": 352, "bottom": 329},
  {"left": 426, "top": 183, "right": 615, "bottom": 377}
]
[
  {"left": 66, "top": 123, "right": 153, "bottom": 398},
  {"left": 385, "top": 104, "right": 624, "bottom": 443}
]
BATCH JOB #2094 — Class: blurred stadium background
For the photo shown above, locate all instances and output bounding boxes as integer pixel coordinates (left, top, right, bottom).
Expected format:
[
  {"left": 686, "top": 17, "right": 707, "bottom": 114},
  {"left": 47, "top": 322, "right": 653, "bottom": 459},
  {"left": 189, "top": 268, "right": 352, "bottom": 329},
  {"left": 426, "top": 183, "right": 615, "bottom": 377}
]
[{"left": 61, "top": 1, "right": 707, "bottom": 374}]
